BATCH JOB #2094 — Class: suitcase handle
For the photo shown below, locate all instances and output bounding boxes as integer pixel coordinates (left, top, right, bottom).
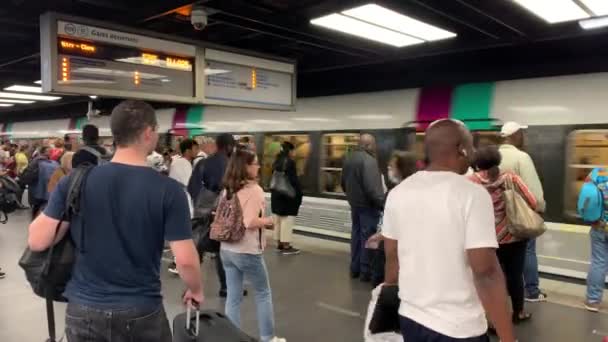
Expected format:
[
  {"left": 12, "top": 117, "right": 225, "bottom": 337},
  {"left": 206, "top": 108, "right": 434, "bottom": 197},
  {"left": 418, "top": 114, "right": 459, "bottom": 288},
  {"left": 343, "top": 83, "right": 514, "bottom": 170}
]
[{"left": 185, "top": 302, "right": 200, "bottom": 337}]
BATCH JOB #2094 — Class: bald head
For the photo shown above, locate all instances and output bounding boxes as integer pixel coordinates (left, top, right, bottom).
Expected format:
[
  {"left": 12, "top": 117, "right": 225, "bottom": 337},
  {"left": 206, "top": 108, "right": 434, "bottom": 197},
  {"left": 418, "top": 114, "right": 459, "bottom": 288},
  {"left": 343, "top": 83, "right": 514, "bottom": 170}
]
[
  {"left": 425, "top": 119, "right": 473, "bottom": 174},
  {"left": 359, "top": 133, "right": 376, "bottom": 154}
]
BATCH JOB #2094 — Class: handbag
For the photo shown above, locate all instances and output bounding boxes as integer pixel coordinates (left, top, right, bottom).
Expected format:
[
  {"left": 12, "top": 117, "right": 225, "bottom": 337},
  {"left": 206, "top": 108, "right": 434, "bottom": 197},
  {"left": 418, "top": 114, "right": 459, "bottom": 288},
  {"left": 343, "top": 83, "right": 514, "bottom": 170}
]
[
  {"left": 503, "top": 175, "right": 546, "bottom": 239},
  {"left": 269, "top": 157, "right": 296, "bottom": 198}
]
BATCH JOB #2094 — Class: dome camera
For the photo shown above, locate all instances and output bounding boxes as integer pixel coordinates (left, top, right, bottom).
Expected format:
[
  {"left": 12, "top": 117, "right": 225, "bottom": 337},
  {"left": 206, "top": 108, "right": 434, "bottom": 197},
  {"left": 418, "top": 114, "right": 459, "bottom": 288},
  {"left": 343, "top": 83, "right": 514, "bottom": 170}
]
[{"left": 191, "top": 7, "right": 208, "bottom": 31}]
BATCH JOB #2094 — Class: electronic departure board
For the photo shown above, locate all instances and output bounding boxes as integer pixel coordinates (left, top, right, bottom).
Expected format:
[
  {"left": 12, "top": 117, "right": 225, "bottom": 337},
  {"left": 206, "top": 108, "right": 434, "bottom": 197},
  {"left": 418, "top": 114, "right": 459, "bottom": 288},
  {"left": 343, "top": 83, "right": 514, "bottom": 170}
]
[
  {"left": 40, "top": 13, "right": 296, "bottom": 110},
  {"left": 40, "top": 13, "right": 201, "bottom": 103},
  {"left": 203, "top": 49, "right": 295, "bottom": 110}
]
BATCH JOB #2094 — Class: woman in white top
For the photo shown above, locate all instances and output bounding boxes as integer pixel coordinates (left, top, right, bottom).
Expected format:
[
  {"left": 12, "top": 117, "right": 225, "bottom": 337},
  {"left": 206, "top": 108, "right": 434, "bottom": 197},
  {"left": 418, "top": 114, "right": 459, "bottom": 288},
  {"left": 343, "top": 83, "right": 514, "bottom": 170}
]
[{"left": 220, "top": 147, "right": 286, "bottom": 342}]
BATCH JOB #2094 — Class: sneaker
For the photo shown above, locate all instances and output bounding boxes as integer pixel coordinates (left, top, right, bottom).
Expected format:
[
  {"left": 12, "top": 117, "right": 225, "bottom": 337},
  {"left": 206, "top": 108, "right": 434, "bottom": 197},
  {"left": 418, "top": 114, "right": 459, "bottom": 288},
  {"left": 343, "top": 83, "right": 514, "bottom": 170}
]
[
  {"left": 281, "top": 247, "right": 301, "bottom": 255},
  {"left": 268, "top": 337, "right": 286, "bottom": 342},
  {"left": 525, "top": 291, "right": 547, "bottom": 302},
  {"left": 168, "top": 262, "right": 179, "bottom": 275},
  {"left": 0, "top": 269, "right": 5, "bottom": 279},
  {"left": 584, "top": 301, "right": 600, "bottom": 312}
]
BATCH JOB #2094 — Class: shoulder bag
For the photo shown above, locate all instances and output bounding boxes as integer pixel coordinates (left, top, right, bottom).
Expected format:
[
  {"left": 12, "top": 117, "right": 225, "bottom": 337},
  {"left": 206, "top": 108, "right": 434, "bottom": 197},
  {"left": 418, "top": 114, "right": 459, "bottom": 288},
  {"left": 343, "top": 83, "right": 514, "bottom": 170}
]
[
  {"left": 269, "top": 157, "right": 296, "bottom": 198},
  {"left": 503, "top": 175, "right": 546, "bottom": 239}
]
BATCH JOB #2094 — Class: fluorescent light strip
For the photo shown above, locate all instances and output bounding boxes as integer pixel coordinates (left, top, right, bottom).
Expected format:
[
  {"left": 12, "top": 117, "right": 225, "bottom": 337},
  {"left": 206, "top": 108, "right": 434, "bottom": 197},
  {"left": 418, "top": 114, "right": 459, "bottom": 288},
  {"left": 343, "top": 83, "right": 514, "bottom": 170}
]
[
  {"left": 311, "top": 13, "right": 423, "bottom": 47},
  {"left": 0, "top": 104, "right": 14, "bottom": 107},
  {"left": 0, "top": 92, "right": 61, "bottom": 101},
  {"left": 0, "top": 99, "right": 34, "bottom": 104},
  {"left": 342, "top": 4, "right": 456, "bottom": 41},
  {"left": 580, "top": 16, "right": 608, "bottom": 29},
  {"left": 34, "top": 80, "right": 42, "bottom": 84},
  {"left": 581, "top": 0, "right": 608, "bottom": 16},
  {"left": 512, "top": 0, "right": 589, "bottom": 23},
  {"left": 4, "top": 85, "right": 43, "bottom": 93}
]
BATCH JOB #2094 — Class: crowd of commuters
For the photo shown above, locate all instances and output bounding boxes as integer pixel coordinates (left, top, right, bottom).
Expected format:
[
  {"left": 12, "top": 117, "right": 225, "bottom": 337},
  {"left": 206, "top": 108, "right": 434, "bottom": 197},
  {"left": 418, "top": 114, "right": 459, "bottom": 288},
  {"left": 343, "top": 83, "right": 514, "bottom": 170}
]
[{"left": 13, "top": 98, "right": 605, "bottom": 342}]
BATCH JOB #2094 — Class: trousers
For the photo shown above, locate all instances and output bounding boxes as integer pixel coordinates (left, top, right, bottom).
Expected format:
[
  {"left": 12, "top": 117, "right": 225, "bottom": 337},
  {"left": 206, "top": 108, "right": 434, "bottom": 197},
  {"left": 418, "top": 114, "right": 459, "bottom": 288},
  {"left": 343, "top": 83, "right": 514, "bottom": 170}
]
[{"left": 65, "top": 303, "right": 171, "bottom": 342}]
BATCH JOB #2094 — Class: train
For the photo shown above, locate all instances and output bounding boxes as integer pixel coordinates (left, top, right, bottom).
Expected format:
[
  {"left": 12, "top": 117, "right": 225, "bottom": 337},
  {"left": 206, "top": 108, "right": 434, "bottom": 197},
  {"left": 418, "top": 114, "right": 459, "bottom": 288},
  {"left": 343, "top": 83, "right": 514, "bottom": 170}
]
[{"left": 3, "top": 71, "right": 608, "bottom": 281}]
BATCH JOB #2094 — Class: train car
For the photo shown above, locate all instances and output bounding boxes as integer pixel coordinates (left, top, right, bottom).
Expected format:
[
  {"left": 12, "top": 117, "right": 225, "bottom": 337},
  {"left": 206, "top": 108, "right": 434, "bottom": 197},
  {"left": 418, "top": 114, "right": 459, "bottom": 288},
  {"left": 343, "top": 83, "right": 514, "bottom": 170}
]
[{"left": 4, "top": 72, "right": 608, "bottom": 281}]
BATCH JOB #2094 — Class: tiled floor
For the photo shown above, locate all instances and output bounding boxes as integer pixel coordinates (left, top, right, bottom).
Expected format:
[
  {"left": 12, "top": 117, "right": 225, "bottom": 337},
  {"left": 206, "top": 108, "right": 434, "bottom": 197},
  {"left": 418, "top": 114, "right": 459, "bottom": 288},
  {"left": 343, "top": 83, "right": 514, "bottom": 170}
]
[{"left": 1, "top": 209, "right": 607, "bottom": 341}]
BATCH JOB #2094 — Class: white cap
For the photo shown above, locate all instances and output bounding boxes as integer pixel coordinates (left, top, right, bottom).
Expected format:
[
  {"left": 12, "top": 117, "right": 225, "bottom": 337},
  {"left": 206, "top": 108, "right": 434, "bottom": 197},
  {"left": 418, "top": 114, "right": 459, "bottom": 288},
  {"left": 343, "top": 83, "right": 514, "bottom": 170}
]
[{"left": 500, "top": 121, "right": 528, "bottom": 137}]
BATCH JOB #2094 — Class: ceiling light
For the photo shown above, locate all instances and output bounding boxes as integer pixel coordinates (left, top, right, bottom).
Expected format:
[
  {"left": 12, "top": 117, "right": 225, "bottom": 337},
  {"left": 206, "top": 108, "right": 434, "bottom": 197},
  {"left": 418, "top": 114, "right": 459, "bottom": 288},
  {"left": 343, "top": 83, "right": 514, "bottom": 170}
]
[
  {"left": 581, "top": 0, "right": 608, "bottom": 16},
  {"left": 34, "top": 80, "right": 41, "bottom": 84},
  {"left": 311, "top": 13, "right": 423, "bottom": 47},
  {"left": 512, "top": 0, "right": 589, "bottom": 23},
  {"left": 0, "top": 99, "right": 34, "bottom": 104},
  {"left": 579, "top": 16, "right": 608, "bottom": 29},
  {"left": 4, "top": 85, "right": 43, "bottom": 93},
  {"left": 0, "top": 104, "right": 14, "bottom": 107},
  {"left": 0, "top": 92, "right": 61, "bottom": 101},
  {"left": 342, "top": 4, "right": 456, "bottom": 41},
  {"left": 89, "top": 95, "right": 98, "bottom": 99}
]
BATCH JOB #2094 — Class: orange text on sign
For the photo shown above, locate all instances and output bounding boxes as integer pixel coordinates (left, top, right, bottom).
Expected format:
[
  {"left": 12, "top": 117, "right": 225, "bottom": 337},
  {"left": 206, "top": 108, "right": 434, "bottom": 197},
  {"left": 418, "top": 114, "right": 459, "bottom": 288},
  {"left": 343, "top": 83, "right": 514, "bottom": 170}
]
[
  {"left": 166, "top": 57, "right": 191, "bottom": 69},
  {"left": 60, "top": 40, "right": 96, "bottom": 53}
]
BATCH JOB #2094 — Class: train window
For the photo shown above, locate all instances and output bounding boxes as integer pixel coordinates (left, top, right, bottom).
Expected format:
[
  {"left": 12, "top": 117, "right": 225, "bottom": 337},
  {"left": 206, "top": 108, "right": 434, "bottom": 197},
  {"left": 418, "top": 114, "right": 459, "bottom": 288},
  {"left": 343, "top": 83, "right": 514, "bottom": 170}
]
[
  {"left": 565, "top": 130, "right": 608, "bottom": 217},
  {"left": 474, "top": 131, "right": 501, "bottom": 147},
  {"left": 261, "top": 134, "right": 311, "bottom": 191},
  {"left": 320, "top": 133, "right": 361, "bottom": 195},
  {"left": 236, "top": 135, "right": 256, "bottom": 150}
]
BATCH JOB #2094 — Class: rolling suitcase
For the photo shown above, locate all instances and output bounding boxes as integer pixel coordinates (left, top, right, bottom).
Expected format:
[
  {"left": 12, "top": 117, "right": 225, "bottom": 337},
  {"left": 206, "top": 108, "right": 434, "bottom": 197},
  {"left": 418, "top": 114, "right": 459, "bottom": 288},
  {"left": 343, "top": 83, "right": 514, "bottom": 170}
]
[{"left": 173, "top": 306, "right": 258, "bottom": 342}]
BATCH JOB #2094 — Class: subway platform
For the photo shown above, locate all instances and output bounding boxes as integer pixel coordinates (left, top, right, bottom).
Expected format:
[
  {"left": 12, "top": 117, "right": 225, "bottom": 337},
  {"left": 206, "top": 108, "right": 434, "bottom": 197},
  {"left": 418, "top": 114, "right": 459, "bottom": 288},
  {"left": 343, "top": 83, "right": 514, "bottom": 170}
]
[{"left": 0, "top": 209, "right": 607, "bottom": 341}]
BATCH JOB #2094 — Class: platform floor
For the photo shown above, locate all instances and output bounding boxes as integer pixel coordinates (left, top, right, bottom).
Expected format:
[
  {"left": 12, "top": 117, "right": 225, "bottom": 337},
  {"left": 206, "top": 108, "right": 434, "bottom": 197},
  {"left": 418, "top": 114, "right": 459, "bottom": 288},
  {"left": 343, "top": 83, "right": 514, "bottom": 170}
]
[{"left": 1, "top": 209, "right": 607, "bottom": 341}]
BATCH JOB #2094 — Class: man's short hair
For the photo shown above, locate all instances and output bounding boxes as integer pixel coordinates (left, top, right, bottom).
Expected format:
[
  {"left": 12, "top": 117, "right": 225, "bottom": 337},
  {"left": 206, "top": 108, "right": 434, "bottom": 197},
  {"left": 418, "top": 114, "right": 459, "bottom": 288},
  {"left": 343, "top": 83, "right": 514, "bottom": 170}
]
[
  {"left": 216, "top": 133, "right": 235, "bottom": 152},
  {"left": 110, "top": 100, "right": 157, "bottom": 147},
  {"left": 179, "top": 138, "right": 198, "bottom": 154},
  {"left": 82, "top": 124, "right": 99, "bottom": 145}
]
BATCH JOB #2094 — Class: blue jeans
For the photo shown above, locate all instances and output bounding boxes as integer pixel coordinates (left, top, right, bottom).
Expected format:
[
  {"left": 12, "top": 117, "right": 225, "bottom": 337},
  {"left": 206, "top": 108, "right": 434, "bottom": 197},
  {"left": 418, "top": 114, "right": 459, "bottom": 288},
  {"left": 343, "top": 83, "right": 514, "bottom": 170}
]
[
  {"left": 523, "top": 238, "right": 540, "bottom": 297},
  {"left": 221, "top": 250, "right": 276, "bottom": 342},
  {"left": 587, "top": 228, "right": 608, "bottom": 303},
  {"left": 350, "top": 207, "right": 381, "bottom": 277},
  {"left": 65, "top": 303, "right": 171, "bottom": 342}
]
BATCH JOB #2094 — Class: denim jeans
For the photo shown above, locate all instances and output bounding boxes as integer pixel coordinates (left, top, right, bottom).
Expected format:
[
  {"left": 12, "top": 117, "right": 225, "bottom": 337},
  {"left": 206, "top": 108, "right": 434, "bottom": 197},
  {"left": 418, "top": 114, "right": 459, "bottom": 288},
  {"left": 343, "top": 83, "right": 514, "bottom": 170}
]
[
  {"left": 221, "top": 249, "right": 276, "bottom": 342},
  {"left": 350, "top": 206, "right": 381, "bottom": 277},
  {"left": 65, "top": 303, "right": 171, "bottom": 342},
  {"left": 523, "top": 238, "right": 540, "bottom": 297},
  {"left": 587, "top": 228, "right": 608, "bottom": 303}
]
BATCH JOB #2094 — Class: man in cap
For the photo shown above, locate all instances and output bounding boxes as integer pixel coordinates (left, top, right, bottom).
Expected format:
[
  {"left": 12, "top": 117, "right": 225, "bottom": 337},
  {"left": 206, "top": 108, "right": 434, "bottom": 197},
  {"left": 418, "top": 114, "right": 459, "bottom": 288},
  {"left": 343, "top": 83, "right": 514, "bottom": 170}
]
[{"left": 499, "top": 121, "right": 546, "bottom": 303}]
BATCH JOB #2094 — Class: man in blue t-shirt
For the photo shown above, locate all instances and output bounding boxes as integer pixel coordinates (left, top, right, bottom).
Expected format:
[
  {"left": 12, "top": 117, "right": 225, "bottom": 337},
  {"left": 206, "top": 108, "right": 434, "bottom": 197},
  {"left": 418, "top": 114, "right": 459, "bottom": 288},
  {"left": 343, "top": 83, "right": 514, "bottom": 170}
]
[{"left": 28, "top": 100, "right": 203, "bottom": 342}]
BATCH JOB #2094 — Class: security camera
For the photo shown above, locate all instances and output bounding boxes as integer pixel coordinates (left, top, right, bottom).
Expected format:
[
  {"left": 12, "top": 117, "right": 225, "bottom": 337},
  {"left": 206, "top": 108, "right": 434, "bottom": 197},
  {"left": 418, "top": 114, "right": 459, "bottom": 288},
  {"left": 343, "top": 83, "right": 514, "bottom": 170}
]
[{"left": 191, "top": 7, "right": 208, "bottom": 31}]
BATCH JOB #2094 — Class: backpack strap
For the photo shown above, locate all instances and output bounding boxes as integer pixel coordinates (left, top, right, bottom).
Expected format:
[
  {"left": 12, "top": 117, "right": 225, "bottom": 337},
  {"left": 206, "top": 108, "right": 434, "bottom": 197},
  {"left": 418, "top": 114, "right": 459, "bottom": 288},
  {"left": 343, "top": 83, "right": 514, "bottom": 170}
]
[
  {"left": 42, "top": 165, "right": 94, "bottom": 342},
  {"left": 80, "top": 146, "right": 102, "bottom": 163}
]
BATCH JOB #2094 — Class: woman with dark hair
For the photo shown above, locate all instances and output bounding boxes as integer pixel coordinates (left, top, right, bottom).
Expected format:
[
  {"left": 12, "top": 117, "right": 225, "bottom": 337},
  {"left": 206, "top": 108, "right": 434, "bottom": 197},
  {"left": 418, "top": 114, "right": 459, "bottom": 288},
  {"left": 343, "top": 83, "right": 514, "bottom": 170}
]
[
  {"left": 468, "top": 145, "right": 537, "bottom": 324},
  {"left": 220, "top": 147, "right": 286, "bottom": 342},
  {"left": 367, "top": 150, "right": 417, "bottom": 288},
  {"left": 271, "top": 141, "right": 303, "bottom": 255}
]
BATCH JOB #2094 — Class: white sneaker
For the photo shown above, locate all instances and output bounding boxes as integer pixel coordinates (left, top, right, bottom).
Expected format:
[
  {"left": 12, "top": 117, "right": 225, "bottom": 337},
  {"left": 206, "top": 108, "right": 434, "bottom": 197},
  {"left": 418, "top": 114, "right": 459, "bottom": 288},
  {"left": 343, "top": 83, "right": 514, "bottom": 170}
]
[{"left": 269, "top": 337, "right": 286, "bottom": 342}]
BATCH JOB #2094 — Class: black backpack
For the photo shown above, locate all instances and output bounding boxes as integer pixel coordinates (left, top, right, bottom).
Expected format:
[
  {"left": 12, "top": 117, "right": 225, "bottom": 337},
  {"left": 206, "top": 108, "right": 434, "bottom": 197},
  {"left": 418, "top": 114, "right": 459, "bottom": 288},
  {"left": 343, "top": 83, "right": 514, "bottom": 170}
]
[
  {"left": 18, "top": 164, "right": 94, "bottom": 342},
  {"left": 19, "top": 157, "right": 41, "bottom": 186},
  {"left": 0, "top": 175, "right": 21, "bottom": 223}
]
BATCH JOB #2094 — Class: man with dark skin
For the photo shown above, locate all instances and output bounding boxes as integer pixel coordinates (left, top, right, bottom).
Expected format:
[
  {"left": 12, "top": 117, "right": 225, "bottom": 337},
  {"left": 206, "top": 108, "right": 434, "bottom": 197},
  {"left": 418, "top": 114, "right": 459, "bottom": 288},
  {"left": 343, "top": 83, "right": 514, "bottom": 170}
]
[{"left": 383, "top": 119, "right": 516, "bottom": 342}]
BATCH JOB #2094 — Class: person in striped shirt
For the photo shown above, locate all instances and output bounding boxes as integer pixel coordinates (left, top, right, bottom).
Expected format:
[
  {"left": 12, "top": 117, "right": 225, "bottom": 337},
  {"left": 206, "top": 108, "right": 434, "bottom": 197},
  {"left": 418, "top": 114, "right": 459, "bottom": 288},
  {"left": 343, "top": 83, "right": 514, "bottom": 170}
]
[{"left": 469, "top": 145, "right": 538, "bottom": 324}]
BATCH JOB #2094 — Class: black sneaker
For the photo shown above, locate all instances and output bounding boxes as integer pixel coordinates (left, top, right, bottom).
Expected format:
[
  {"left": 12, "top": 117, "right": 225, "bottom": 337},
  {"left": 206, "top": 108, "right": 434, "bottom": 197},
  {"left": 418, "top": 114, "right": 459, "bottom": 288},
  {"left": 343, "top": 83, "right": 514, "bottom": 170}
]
[
  {"left": 359, "top": 274, "right": 371, "bottom": 283},
  {"left": 281, "top": 247, "right": 301, "bottom": 255},
  {"left": 525, "top": 291, "right": 547, "bottom": 302},
  {"left": 0, "top": 269, "right": 5, "bottom": 279},
  {"left": 168, "top": 262, "right": 178, "bottom": 275}
]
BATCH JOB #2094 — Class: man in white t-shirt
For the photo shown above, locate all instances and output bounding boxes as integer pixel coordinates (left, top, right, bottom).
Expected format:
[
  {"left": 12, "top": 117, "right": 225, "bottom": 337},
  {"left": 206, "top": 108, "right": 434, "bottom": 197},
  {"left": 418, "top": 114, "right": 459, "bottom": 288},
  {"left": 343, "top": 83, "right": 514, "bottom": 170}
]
[
  {"left": 383, "top": 119, "right": 516, "bottom": 342},
  {"left": 169, "top": 138, "right": 199, "bottom": 186}
]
